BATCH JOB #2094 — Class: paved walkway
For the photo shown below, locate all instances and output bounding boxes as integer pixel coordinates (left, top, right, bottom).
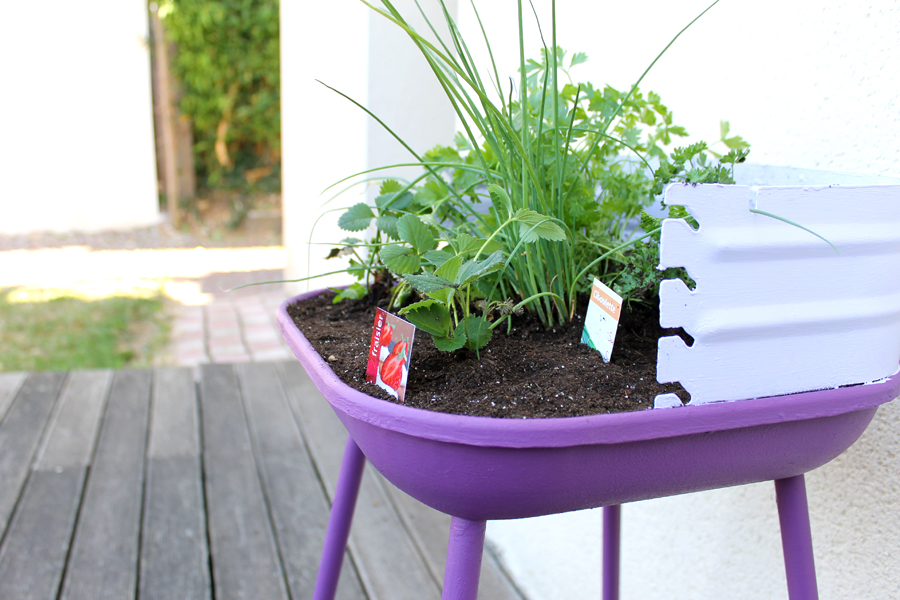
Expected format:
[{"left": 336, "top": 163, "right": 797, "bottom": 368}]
[
  {"left": 0, "top": 241, "right": 294, "bottom": 368},
  {"left": 169, "top": 290, "right": 292, "bottom": 366}
]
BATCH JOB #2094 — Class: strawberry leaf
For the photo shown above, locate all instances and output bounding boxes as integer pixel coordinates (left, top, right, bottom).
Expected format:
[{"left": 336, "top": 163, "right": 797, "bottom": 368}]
[
  {"left": 423, "top": 249, "right": 454, "bottom": 267},
  {"left": 461, "top": 315, "right": 492, "bottom": 351},
  {"left": 403, "top": 273, "right": 456, "bottom": 294},
  {"left": 456, "top": 251, "right": 505, "bottom": 287},
  {"left": 434, "top": 255, "right": 464, "bottom": 282},
  {"left": 455, "top": 233, "right": 502, "bottom": 256},
  {"left": 397, "top": 214, "right": 438, "bottom": 253},
  {"left": 380, "top": 244, "right": 421, "bottom": 274},
  {"left": 403, "top": 301, "right": 451, "bottom": 337},
  {"left": 433, "top": 328, "right": 467, "bottom": 352},
  {"left": 338, "top": 203, "right": 375, "bottom": 232},
  {"left": 375, "top": 215, "right": 400, "bottom": 240}
]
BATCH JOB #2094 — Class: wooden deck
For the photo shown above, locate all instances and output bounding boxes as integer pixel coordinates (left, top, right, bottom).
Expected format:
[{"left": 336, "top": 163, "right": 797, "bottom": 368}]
[{"left": 0, "top": 363, "right": 525, "bottom": 600}]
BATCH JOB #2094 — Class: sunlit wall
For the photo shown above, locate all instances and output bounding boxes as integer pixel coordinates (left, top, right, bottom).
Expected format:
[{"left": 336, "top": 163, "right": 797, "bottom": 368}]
[{"left": 0, "top": 1, "right": 160, "bottom": 234}]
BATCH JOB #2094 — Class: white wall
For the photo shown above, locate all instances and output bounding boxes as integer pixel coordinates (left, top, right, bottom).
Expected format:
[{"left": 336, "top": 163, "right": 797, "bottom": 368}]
[
  {"left": 0, "top": 1, "right": 160, "bottom": 234},
  {"left": 457, "top": 0, "right": 900, "bottom": 175},
  {"left": 281, "top": 0, "right": 457, "bottom": 294}
]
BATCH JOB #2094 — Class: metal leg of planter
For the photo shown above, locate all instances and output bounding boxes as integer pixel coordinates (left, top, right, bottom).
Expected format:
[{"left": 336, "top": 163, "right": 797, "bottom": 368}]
[
  {"left": 775, "top": 474, "right": 819, "bottom": 600},
  {"left": 442, "top": 517, "right": 487, "bottom": 600},
  {"left": 602, "top": 505, "right": 621, "bottom": 600},
  {"left": 313, "top": 436, "right": 367, "bottom": 600}
]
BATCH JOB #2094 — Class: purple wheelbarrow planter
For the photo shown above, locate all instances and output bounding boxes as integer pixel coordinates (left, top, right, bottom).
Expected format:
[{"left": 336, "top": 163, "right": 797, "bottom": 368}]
[{"left": 278, "top": 290, "right": 900, "bottom": 600}]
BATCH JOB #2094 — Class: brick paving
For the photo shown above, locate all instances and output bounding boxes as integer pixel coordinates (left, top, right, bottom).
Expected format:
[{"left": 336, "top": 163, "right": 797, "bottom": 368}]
[{"left": 169, "top": 287, "right": 293, "bottom": 367}]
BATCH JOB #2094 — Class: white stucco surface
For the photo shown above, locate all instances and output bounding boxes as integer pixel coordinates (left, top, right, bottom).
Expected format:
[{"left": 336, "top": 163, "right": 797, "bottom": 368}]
[
  {"left": 281, "top": 0, "right": 369, "bottom": 293},
  {"left": 456, "top": 0, "right": 899, "bottom": 175},
  {"left": 281, "top": 0, "right": 458, "bottom": 294},
  {"left": 0, "top": 1, "right": 159, "bottom": 234}
]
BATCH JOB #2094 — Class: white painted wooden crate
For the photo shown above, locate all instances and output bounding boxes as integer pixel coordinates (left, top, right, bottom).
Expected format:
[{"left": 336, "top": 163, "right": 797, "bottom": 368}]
[{"left": 656, "top": 182, "right": 900, "bottom": 405}]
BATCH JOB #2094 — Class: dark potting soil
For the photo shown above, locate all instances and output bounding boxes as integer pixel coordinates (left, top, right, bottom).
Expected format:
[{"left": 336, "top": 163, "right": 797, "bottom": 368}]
[{"left": 287, "top": 288, "right": 689, "bottom": 419}]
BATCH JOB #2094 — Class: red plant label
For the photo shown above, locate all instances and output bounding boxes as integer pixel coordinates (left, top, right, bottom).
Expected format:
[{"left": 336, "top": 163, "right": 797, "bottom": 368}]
[{"left": 366, "top": 308, "right": 416, "bottom": 402}]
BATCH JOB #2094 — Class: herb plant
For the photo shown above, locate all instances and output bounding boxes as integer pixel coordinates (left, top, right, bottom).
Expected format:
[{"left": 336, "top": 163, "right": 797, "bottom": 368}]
[{"left": 315, "top": 0, "right": 749, "bottom": 353}]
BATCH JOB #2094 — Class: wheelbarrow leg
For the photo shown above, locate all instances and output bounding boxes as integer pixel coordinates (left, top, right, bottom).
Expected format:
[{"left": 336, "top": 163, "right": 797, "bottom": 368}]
[
  {"left": 313, "top": 436, "right": 366, "bottom": 600},
  {"left": 442, "top": 517, "right": 487, "bottom": 600},
  {"left": 775, "top": 474, "right": 819, "bottom": 600},
  {"left": 602, "top": 505, "right": 621, "bottom": 600}
]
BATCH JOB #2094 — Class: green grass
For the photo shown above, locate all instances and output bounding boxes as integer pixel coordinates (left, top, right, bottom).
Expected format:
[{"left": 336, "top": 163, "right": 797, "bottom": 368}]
[{"left": 0, "top": 288, "right": 170, "bottom": 372}]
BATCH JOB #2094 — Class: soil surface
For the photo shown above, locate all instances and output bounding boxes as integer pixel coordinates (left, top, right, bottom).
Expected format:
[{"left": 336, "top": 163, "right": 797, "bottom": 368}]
[{"left": 288, "top": 288, "right": 689, "bottom": 419}]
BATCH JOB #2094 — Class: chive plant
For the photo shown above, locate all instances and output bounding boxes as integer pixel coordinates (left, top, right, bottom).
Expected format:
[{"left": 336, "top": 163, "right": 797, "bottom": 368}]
[{"left": 317, "top": 0, "right": 750, "bottom": 352}]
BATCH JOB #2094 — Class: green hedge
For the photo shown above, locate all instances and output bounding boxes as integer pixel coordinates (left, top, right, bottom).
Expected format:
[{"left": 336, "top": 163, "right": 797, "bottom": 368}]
[{"left": 160, "top": 0, "right": 280, "bottom": 190}]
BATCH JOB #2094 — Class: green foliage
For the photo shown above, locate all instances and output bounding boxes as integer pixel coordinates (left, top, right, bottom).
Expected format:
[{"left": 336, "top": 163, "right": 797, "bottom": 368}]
[
  {"left": 651, "top": 123, "right": 750, "bottom": 194},
  {"left": 318, "top": 0, "right": 748, "bottom": 354},
  {"left": 329, "top": 282, "right": 368, "bottom": 304},
  {"left": 611, "top": 241, "right": 696, "bottom": 307},
  {"left": 160, "top": 0, "right": 280, "bottom": 190}
]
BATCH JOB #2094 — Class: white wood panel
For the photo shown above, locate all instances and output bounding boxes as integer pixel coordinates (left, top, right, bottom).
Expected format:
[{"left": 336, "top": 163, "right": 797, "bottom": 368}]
[{"left": 657, "top": 183, "right": 900, "bottom": 404}]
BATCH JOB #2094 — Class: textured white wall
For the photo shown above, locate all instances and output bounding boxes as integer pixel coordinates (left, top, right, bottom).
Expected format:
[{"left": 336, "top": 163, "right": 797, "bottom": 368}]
[
  {"left": 281, "top": 0, "right": 457, "bottom": 294},
  {"left": 281, "top": 0, "right": 369, "bottom": 293},
  {"left": 0, "top": 1, "right": 159, "bottom": 234},
  {"left": 458, "top": 0, "right": 900, "bottom": 175}
]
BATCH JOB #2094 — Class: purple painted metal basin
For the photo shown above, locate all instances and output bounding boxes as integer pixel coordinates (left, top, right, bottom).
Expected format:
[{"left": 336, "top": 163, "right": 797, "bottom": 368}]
[{"left": 279, "top": 290, "right": 900, "bottom": 521}]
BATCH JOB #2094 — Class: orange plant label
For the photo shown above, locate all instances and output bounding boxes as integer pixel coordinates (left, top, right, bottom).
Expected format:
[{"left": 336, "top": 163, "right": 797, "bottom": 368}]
[{"left": 581, "top": 278, "right": 623, "bottom": 363}]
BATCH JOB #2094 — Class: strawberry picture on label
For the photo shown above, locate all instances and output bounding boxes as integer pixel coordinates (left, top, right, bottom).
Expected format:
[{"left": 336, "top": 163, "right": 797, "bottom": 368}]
[
  {"left": 365, "top": 308, "right": 416, "bottom": 402},
  {"left": 380, "top": 345, "right": 406, "bottom": 390},
  {"left": 381, "top": 323, "right": 393, "bottom": 347}
]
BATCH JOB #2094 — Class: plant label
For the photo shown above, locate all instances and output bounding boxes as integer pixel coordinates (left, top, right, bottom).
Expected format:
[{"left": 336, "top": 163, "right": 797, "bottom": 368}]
[
  {"left": 581, "top": 278, "right": 622, "bottom": 362},
  {"left": 366, "top": 307, "right": 416, "bottom": 402}
]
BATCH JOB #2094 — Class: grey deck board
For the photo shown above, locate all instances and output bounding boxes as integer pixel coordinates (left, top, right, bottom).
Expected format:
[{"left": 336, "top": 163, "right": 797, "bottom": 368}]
[
  {"left": 0, "top": 469, "right": 84, "bottom": 599},
  {"left": 0, "top": 371, "right": 67, "bottom": 539},
  {"left": 277, "top": 361, "right": 443, "bottom": 600},
  {"left": 199, "top": 363, "right": 289, "bottom": 600},
  {"left": 237, "top": 362, "right": 367, "bottom": 600},
  {"left": 60, "top": 369, "right": 152, "bottom": 600},
  {"left": 140, "top": 367, "right": 211, "bottom": 600},
  {"left": 36, "top": 370, "right": 112, "bottom": 470},
  {"left": 279, "top": 360, "right": 525, "bottom": 600},
  {"left": 0, "top": 371, "right": 112, "bottom": 599},
  {"left": 0, "top": 372, "right": 26, "bottom": 425},
  {"left": 0, "top": 362, "right": 524, "bottom": 600},
  {"left": 381, "top": 482, "right": 526, "bottom": 599}
]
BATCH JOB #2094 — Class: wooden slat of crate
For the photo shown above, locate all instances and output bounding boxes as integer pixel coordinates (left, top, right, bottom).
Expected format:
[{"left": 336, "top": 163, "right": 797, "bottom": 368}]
[
  {"left": 140, "top": 367, "right": 211, "bottom": 600},
  {"left": 237, "top": 362, "right": 367, "bottom": 599},
  {"left": 59, "top": 370, "right": 152, "bottom": 600},
  {"left": 0, "top": 370, "right": 111, "bottom": 599},
  {"left": 198, "top": 364, "right": 289, "bottom": 600}
]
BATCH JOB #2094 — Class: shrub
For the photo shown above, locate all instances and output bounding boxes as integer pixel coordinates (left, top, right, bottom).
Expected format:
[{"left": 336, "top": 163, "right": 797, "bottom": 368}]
[{"left": 160, "top": 0, "right": 280, "bottom": 190}]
